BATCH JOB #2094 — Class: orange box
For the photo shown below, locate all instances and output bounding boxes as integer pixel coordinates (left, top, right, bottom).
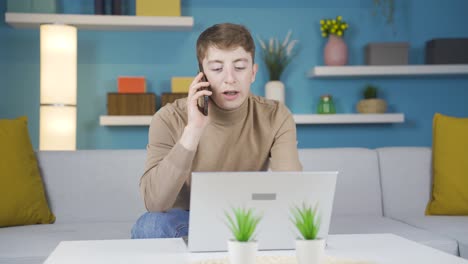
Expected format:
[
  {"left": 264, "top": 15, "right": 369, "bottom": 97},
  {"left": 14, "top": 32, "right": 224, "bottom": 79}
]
[{"left": 118, "top": 77, "right": 146, "bottom": 93}]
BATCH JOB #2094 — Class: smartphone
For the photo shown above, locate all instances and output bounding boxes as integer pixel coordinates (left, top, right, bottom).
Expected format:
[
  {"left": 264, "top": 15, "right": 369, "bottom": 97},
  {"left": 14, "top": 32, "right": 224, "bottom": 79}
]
[{"left": 197, "top": 63, "right": 211, "bottom": 116}]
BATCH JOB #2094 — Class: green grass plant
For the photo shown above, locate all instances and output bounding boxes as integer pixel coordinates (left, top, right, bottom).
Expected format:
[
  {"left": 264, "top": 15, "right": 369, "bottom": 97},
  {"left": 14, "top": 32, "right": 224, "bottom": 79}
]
[
  {"left": 291, "top": 203, "right": 321, "bottom": 240},
  {"left": 225, "top": 207, "right": 262, "bottom": 242}
]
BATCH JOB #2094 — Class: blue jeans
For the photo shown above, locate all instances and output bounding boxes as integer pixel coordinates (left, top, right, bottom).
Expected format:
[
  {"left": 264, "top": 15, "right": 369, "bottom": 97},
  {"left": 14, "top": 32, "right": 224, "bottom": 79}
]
[{"left": 131, "top": 208, "right": 189, "bottom": 239}]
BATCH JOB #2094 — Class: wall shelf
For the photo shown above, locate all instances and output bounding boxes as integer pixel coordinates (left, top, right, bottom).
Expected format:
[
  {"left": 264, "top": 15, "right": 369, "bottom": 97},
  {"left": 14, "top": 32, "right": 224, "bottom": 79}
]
[
  {"left": 100, "top": 115, "right": 153, "bottom": 126},
  {"left": 293, "top": 113, "right": 404, "bottom": 124},
  {"left": 100, "top": 113, "right": 405, "bottom": 126},
  {"left": 309, "top": 65, "right": 468, "bottom": 78},
  {"left": 5, "top": 12, "right": 194, "bottom": 30}
]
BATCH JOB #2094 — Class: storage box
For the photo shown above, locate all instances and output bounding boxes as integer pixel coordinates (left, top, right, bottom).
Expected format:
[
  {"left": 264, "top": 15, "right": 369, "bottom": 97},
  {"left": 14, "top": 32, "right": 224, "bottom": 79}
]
[
  {"left": 365, "top": 42, "right": 409, "bottom": 65},
  {"left": 107, "top": 93, "right": 156, "bottom": 115},
  {"left": 425, "top": 38, "right": 468, "bottom": 64},
  {"left": 171, "top": 77, "right": 193, "bottom": 93},
  {"left": 161, "top": 93, "right": 188, "bottom": 107},
  {"left": 117, "top": 76, "right": 146, "bottom": 93},
  {"left": 7, "top": 0, "right": 58, "bottom": 13},
  {"left": 136, "top": 0, "right": 181, "bottom": 16}
]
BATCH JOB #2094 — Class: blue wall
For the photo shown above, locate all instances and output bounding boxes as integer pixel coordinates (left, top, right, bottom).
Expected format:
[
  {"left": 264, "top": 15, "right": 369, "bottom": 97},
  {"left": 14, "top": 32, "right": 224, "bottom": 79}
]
[{"left": 1, "top": 0, "right": 467, "bottom": 150}]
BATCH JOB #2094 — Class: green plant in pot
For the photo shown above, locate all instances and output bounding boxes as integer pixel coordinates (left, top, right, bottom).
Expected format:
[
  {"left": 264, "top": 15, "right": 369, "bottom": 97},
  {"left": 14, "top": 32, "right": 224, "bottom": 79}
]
[
  {"left": 257, "top": 30, "right": 299, "bottom": 103},
  {"left": 225, "top": 207, "right": 262, "bottom": 264},
  {"left": 357, "top": 84, "right": 387, "bottom": 113},
  {"left": 291, "top": 203, "right": 325, "bottom": 264}
]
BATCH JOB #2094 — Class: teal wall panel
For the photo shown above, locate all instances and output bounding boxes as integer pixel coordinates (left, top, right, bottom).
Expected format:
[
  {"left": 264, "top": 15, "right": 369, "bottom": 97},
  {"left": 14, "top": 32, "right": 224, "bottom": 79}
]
[{"left": 1, "top": 0, "right": 467, "bottom": 149}]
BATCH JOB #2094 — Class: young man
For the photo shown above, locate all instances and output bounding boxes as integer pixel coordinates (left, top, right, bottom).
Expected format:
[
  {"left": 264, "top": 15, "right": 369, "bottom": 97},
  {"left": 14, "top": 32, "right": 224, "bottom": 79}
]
[{"left": 131, "top": 23, "right": 302, "bottom": 239}]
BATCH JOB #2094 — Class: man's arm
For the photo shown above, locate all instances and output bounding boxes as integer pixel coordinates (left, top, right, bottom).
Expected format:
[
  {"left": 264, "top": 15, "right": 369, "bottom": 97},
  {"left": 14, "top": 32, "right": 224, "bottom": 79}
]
[
  {"left": 139, "top": 112, "right": 195, "bottom": 212},
  {"left": 140, "top": 73, "right": 212, "bottom": 212},
  {"left": 269, "top": 106, "right": 303, "bottom": 171}
]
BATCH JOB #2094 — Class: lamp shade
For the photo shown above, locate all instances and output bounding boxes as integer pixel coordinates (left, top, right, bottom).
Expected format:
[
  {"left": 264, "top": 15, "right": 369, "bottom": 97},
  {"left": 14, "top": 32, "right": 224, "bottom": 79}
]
[
  {"left": 40, "top": 106, "right": 76, "bottom": 150},
  {"left": 40, "top": 24, "right": 77, "bottom": 150},
  {"left": 40, "top": 24, "right": 77, "bottom": 105}
]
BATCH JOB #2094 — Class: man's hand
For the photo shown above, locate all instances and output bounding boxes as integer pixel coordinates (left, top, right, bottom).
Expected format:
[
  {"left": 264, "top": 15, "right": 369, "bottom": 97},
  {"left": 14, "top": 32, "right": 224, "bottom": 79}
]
[{"left": 179, "top": 72, "right": 212, "bottom": 151}]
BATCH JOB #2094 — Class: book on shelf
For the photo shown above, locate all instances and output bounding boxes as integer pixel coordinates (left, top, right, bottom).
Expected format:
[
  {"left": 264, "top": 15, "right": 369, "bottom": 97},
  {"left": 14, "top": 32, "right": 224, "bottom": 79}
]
[
  {"left": 107, "top": 93, "right": 156, "bottom": 115},
  {"left": 161, "top": 92, "right": 188, "bottom": 107},
  {"left": 117, "top": 76, "right": 146, "bottom": 93},
  {"left": 136, "top": 0, "right": 181, "bottom": 16},
  {"left": 171, "top": 77, "right": 193, "bottom": 93}
]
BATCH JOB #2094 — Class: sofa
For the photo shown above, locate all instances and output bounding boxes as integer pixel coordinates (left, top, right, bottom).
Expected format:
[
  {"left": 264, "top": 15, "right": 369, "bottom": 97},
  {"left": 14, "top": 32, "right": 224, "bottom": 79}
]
[{"left": 0, "top": 147, "right": 467, "bottom": 263}]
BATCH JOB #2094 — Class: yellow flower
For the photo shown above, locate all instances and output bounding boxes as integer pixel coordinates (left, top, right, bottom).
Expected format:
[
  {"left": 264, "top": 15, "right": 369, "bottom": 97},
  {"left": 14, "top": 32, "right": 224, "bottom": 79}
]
[{"left": 319, "top": 16, "right": 348, "bottom": 38}]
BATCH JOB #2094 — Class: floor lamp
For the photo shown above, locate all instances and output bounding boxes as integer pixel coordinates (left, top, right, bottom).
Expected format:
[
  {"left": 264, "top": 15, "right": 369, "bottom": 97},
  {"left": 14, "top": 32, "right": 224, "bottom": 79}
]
[{"left": 39, "top": 24, "right": 77, "bottom": 150}]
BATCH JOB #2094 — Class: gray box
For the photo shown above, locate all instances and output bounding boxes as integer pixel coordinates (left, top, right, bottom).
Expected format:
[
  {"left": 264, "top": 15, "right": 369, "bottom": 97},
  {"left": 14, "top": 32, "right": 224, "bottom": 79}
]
[
  {"left": 425, "top": 38, "right": 468, "bottom": 64},
  {"left": 365, "top": 42, "right": 409, "bottom": 65}
]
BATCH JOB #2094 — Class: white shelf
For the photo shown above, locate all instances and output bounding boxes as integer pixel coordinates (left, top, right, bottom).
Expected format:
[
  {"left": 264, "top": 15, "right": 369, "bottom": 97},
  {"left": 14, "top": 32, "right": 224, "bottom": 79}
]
[
  {"left": 100, "top": 115, "right": 153, "bottom": 126},
  {"left": 5, "top": 12, "right": 194, "bottom": 30},
  {"left": 293, "top": 113, "right": 404, "bottom": 124},
  {"left": 310, "top": 65, "right": 468, "bottom": 78},
  {"left": 100, "top": 113, "right": 405, "bottom": 126}
]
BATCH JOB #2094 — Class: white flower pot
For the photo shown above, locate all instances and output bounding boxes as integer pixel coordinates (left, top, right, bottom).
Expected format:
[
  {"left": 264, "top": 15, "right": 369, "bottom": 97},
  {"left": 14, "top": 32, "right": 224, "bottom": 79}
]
[
  {"left": 227, "top": 240, "right": 258, "bottom": 264},
  {"left": 295, "top": 238, "right": 325, "bottom": 264},
  {"left": 265, "top": 80, "right": 285, "bottom": 103}
]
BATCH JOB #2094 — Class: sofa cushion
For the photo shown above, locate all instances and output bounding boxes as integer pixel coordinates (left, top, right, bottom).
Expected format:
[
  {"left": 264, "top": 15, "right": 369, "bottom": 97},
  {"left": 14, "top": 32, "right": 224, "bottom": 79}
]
[
  {"left": 330, "top": 216, "right": 458, "bottom": 256},
  {"left": 0, "top": 116, "right": 55, "bottom": 227},
  {"left": 426, "top": 113, "right": 468, "bottom": 215},
  {"left": 377, "top": 147, "right": 432, "bottom": 219},
  {"left": 0, "top": 221, "right": 134, "bottom": 264},
  {"left": 399, "top": 216, "right": 468, "bottom": 258},
  {"left": 298, "top": 148, "right": 382, "bottom": 217},
  {"left": 37, "top": 150, "right": 147, "bottom": 224}
]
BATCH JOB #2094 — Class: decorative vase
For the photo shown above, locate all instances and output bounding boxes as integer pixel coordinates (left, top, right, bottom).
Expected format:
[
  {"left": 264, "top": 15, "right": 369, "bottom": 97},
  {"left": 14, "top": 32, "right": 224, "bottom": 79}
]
[
  {"left": 228, "top": 240, "right": 258, "bottom": 264},
  {"left": 356, "top": 98, "right": 387, "bottom": 113},
  {"left": 296, "top": 238, "right": 325, "bottom": 264},
  {"left": 265, "top": 80, "right": 285, "bottom": 103},
  {"left": 324, "top": 35, "right": 348, "bottom": 66},
  {"left": 317, "top": 94, "right": 336, "bottom": 114}
]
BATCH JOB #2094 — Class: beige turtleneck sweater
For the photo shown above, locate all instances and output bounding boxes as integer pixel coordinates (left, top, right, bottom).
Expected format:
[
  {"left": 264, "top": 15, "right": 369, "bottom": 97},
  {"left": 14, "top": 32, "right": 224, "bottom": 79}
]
[{"left": 140, "top": 94, "right": 303, "bottom": 212}]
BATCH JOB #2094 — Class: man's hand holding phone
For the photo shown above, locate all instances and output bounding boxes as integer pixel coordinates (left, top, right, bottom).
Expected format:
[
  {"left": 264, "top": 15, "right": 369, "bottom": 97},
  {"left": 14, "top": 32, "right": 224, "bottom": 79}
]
[{"left": 179, "top": 72, "right": 212, "bottom": 151}]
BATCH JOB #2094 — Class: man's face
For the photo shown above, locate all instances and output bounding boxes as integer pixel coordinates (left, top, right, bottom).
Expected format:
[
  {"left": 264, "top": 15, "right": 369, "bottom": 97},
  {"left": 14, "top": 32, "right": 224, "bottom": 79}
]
[{"left": 201, "top": 46, "right": 258, "bottom": 111}]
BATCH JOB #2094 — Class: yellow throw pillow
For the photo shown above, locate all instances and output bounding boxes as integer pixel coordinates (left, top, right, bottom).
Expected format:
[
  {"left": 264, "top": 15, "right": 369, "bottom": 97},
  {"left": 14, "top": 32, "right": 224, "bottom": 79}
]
[
  {"left": 0, "top": 116, "right": 55, "bottom": 227},
  {"left": 426, "top": 113, "right": 468, "bottom": 215}
]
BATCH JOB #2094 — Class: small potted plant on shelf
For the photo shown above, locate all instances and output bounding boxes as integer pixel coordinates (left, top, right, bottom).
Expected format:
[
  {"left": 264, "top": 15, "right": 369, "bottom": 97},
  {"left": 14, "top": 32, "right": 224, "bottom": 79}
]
[
  {"left": 257, "top": 30, "right": 299, "bottom": 103},
  {"left": 291, "top": 202, "right": 324, "bottom": 264},
  {"left": 225, "top": 206, "right": 262, "bottom": 264},
  {"left": 356, "top": 84, "right": 387, "bottom": 113}
]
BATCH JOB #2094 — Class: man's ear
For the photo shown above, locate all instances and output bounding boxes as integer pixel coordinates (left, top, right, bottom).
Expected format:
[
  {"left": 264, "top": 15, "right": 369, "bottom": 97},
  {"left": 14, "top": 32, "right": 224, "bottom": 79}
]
[{"left": 251, "top": 63, "right": 258, "bottom": 83}]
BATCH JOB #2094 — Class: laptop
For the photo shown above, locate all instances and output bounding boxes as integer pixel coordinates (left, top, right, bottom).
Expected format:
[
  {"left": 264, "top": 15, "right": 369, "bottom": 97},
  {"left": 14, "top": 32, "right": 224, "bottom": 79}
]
[{"left": 187, "top": 171, "right": 338, "bottom": 252}]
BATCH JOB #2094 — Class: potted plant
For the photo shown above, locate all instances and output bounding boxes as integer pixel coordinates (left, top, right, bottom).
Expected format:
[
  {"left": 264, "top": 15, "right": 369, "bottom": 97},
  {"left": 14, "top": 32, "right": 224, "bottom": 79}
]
[
  {"left": 257, "top": 30, "right": 299, "bottom": 103},
  {"left": 291, "top": 203, "right": 324, "bottom": 264},
  {"left": 356, "top": 84, "right": 387, "bottom": 113},
  {"left": 225, "top": 207, "right": 262, "bottom": 264},
  {"left": 320, "top": 16, "right": 349, "bottom": 65}
]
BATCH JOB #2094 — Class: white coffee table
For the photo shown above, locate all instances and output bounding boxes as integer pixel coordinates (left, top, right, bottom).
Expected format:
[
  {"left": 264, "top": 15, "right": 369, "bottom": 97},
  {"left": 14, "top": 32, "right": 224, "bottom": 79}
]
[{"left": 44, "top": 233, "right": 468, "bottom": 264}]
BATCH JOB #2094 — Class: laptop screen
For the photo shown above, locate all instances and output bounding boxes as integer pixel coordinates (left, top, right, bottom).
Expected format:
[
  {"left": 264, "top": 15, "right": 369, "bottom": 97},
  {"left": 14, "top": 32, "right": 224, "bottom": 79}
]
[{"left": 188, "top": 171, "right": 338, "bottom": 252}]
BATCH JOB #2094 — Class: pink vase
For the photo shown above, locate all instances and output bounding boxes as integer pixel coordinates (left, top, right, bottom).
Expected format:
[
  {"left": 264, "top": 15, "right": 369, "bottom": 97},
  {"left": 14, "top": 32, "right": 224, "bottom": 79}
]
[{"left": 324, "top": 35, "right": 348, "bottom": 66}]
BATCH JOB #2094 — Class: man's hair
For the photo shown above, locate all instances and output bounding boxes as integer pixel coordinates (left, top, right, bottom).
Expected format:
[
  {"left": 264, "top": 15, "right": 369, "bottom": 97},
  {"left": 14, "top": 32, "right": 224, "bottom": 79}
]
[{"left": 196, "top": 23, "right": 255, "bottom": 65}]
